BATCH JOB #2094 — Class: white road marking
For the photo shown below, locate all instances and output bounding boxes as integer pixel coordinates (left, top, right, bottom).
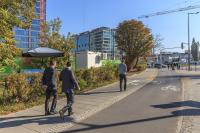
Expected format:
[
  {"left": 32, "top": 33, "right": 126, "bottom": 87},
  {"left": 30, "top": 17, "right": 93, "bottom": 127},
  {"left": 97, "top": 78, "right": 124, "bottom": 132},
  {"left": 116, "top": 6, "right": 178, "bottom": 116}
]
[
  {"left": 161, "top": 85, "right": 180, "bottom": 92},
  {"left": 128, "top": 80, "right": 141, "bottom": 85},
  {"left": 152, "top": 80, "right": 162, "bottom": 85}
]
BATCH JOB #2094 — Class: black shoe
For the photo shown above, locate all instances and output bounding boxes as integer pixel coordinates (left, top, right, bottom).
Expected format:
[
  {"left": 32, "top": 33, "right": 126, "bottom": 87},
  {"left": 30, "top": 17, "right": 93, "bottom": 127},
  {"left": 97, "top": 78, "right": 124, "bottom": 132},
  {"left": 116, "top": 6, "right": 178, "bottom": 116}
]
[
  {"left": 59, "top": 110, "right": 65, "bottom": 120},
  {"left": 68, "top": 111, "right": 74, "bottom": 116},
  {"left": 45, "top": 112, "right": 51, "bottom": 116},
  {"left": 50, "top": 110, "right": 58, "bottom": 115}
]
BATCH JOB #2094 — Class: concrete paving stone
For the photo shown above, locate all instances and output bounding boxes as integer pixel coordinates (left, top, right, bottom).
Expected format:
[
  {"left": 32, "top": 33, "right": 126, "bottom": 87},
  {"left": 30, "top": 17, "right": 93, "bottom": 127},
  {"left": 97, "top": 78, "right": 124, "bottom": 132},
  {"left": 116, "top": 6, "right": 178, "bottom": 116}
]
[
  {"left": 75, "top": 95, "right": 113, "bottom": 103},
  {"left": 0, "top": 126, "right": 36, "bottom": 133},
  {"left": 75, "top": 100, "right": 102, "bottom": 107}
]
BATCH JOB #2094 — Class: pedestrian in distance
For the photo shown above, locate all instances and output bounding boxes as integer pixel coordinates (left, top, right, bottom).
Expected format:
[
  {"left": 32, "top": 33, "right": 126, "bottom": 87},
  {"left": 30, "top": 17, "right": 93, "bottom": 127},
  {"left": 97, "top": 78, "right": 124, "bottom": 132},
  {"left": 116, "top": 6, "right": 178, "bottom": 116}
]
[
  {"left": 42, "top": 60, "right": 58, "bottom": 116},
  {"left": 118, "top": 57, "right": 127, "bottom": 91},
  {"left": 59, "top": 61, "right": 80, "bottom": 120},
  {"left": 172, "top": 63, "right": 175, "bottom": 70},
  {"left": 167, "top": 64, "right": 170, "bottom": 70}
]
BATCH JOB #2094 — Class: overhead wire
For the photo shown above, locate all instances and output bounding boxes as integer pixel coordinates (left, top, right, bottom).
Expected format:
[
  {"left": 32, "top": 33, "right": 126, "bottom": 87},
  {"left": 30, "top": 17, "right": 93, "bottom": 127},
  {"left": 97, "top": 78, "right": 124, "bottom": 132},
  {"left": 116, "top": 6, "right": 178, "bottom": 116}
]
[{"left": 138, "top": 4, "right": 200, "bottom": 19}]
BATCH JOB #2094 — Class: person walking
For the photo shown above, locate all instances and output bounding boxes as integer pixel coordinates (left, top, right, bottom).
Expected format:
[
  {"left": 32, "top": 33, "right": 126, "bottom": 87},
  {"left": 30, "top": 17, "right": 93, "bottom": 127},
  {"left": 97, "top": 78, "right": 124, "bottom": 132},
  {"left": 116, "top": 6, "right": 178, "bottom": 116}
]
[
  {"left": 167, "top": 64, "right": 170, "bottom": 70},
  {"left": 42, "top": 60, "right": 58, "bottom": 115},
  {"left": 118, "top": 58, "right": 127, "bottom": 91},
  {"left": 59, "top": 61, "right": 80, "bottom": 120}
]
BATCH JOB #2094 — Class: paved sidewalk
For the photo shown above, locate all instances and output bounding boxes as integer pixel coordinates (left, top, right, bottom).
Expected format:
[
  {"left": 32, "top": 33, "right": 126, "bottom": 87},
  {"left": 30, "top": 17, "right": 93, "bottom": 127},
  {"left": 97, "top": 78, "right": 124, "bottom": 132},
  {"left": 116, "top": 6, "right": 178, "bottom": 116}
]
[
  {"left": 0, "top": 69, "right": 157, "bottom": 133},
  {"left": 176, "top": 70, "right": 200, "bottom": 133}
]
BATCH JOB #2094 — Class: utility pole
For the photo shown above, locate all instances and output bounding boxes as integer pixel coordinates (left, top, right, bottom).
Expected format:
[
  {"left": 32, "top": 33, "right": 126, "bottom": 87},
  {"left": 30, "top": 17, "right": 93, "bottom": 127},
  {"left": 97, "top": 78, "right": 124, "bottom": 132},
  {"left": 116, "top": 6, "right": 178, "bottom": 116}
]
[{"left": 188, "top": 13, "right": 190, "bottom": 71}]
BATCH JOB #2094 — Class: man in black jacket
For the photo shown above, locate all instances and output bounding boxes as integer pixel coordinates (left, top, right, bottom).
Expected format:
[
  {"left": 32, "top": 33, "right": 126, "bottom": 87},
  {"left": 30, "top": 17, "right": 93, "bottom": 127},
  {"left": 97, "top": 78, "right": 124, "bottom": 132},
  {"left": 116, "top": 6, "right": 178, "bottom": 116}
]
[
  {"left": 42, "top": 60, "right": 58, "bottom": 115},
  {"left": 59, "top": 61, "right": 80, "bottom": 119}
]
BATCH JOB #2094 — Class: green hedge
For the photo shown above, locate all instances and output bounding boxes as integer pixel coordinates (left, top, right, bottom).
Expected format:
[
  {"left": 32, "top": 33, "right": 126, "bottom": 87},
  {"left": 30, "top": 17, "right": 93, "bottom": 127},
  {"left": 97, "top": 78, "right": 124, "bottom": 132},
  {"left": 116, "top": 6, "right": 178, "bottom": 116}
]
[
  {"left": 0, "top": 64, "right": 118, "bottom": 105},
  {"left": 76, "top": 64, "right": 118, "bottom": 89}
]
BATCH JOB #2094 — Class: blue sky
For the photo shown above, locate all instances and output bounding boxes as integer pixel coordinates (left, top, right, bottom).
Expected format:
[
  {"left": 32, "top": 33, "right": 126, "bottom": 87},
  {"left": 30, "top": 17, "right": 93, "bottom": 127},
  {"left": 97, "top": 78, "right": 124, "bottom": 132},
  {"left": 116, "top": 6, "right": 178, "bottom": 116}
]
[{"left": 46, "top": 0, "right": 200, "bottom": 52}]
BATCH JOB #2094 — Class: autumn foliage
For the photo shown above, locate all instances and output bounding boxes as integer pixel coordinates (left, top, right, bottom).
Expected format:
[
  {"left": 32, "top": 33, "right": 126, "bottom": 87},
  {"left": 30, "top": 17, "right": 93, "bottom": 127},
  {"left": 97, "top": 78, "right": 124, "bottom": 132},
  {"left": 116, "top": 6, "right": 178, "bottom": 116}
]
[{"left": 115, "top": 20, "right": 153, "bottom": 71}]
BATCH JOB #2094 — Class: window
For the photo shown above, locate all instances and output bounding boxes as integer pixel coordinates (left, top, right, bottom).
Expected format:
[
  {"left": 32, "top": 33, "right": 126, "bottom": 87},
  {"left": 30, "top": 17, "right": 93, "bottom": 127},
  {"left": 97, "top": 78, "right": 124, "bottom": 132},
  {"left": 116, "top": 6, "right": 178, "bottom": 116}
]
[
  {"left": 31, "top": 25, "right": 40, "bottom": 31},
  {"left": 35, "top": 7, "right": 40, "bottom": 14},
  {"left": 32, "top": 19, "right": 40, "bottom": 25},
  {"left": 31, "top": 37, "right": 38, "bottom": 42},
  {"left": 31, "top": 31, "right": 39, "bottom": 36},
  {"left": 36, "top": 1, "right": 40, "bottom": 8}
]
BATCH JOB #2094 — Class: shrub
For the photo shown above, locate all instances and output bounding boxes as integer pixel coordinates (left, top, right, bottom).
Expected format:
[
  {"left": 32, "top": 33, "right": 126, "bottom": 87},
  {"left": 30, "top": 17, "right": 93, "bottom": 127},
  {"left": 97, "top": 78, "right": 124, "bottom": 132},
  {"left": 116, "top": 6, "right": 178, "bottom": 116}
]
[
  {"left": 28, "top": 73, "right": 44, "bottom": 99},
  {"left": 77, "top": 79, "right": 87, "bottom": 90},
  {"left": 136, "top": 63, "right": 147, "bottom": 71},
  {"left": 4, "top": 73, "right": 31, "bottom": 103},
  {"left": 2, "top": 64, "right": 119, "bottom": 105},
  {"left": 74, "top": 64, "right": 118, "bottom": 90}
]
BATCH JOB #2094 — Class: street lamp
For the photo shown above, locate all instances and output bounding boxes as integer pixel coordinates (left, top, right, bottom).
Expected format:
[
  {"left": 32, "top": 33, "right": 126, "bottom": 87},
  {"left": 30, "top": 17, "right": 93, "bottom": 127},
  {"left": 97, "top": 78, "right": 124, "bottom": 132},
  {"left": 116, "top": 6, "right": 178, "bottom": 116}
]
[{"left": 188, "top": 12, "right": 199, "bottom": 71}]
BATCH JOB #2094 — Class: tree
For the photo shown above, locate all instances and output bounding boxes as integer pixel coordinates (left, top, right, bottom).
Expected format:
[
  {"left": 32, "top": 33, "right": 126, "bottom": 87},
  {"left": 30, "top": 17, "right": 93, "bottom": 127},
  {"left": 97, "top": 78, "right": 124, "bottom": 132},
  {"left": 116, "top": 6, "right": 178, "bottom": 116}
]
[
  {"left": 152, "top": 34, "right": 164, "bottom": 55},
  {"left": 191, "top": 38, "right": 199, "bottom": 61},
  {"left": 37, "top": 18, "right": 75, "bottom": 68},
  {"left": 0, "top": 0, "right": 37, "bottom": 68},
  {"left": 115, "top": 20, "right": 153, "bottom": 71}
]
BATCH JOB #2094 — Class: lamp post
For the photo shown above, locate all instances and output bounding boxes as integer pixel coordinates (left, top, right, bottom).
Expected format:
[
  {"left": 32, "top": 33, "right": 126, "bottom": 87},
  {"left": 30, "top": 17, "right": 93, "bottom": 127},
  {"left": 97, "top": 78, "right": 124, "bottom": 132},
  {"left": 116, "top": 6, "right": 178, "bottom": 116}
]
[{"left": 188, "top": 12, "right": 199, "bottom": 71}]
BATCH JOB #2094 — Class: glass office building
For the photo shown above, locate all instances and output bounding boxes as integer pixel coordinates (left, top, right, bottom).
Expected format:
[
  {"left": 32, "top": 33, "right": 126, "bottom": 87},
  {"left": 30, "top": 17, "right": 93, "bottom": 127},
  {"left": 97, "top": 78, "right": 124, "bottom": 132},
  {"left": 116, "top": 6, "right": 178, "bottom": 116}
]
[
  {"left": 75, "top": 31, "right": 90, "bottom": 52},
  {"left": 14, "top": 0, "right": 46, "bottom": 51},
  {"left": 75, "top": 27, "right": 120, "bottom": 60}
]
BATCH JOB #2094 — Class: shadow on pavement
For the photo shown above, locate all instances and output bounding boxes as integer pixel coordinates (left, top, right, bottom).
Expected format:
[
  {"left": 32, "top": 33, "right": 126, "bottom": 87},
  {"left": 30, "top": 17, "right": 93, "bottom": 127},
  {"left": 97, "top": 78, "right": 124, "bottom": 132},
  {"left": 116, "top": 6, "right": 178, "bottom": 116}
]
[
  {"left": 151, "top": 100, "right": 200, "bottom": 109},
  {"left": 0, "top": 114, "right": 74, "bottom": 129},
  {"left": 60, "top": 100, "right": 200, "bottom": 133}
]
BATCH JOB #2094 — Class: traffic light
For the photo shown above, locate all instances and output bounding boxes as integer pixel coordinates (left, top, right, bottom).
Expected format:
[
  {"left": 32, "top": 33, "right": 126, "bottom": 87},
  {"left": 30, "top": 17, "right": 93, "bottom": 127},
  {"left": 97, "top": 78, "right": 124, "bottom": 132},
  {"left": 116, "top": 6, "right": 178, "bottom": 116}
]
[{"left": 181, "top": 43, "right": 184, "bottom": 49}]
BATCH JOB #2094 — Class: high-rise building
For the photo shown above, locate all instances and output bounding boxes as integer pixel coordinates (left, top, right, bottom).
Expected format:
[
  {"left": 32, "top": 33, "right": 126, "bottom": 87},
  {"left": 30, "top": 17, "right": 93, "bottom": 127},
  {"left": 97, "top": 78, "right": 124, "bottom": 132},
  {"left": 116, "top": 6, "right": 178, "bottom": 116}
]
[
  {"left": 14, "top": 0, "right": 46, "bottom": 51},
  {"left": 74, "top": 27, "right": 120, "bottom": 60}
]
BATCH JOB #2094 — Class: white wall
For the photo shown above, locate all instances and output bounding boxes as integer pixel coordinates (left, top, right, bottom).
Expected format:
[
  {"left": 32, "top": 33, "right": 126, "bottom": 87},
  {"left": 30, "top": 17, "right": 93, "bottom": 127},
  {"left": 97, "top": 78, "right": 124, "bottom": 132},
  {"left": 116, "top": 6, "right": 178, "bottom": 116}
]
[
  {"left": 76, "top": 51, "right": 103, "bottom": 69},
  {"left": 76, "top": 51, "right": 88, "bottom": 69}
]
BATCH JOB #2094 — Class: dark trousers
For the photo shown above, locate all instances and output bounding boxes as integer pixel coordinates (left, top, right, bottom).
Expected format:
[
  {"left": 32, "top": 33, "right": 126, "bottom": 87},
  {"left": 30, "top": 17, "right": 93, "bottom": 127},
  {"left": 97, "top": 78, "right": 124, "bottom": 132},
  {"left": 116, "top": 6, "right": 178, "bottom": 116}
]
[
  {"left": 60, "top": 91, "right": 74, "bottom": 114},
  {"left": 45, "top": 89, "right": 57, "bottom": 113},
  {"left": 119, "top": 74, "right": 127, "bottom": 91}
]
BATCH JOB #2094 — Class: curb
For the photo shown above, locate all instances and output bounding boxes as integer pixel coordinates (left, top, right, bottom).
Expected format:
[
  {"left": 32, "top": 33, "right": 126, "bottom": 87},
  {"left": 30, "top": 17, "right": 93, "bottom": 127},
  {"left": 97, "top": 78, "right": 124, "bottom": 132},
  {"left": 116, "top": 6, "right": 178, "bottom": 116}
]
[{"left": 176, "top": 78, "right": 186, "bottom": 133}]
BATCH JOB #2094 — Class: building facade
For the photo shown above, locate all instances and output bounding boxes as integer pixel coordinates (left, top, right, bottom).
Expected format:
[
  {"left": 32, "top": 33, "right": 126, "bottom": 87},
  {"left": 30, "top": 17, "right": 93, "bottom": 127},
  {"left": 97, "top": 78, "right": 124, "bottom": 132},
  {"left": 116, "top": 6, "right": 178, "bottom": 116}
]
[
  {"left": 14, "top": 0, "right": 46, "bottom": 51},
  {"left": 74, "top": 27, "right": 120, "bottom": 60},
  {"left": 75, "top": 31, "right": 90, "bottom": 52},
  {"left": 152, "top": 51, "right": 193, "bottom": 64}
]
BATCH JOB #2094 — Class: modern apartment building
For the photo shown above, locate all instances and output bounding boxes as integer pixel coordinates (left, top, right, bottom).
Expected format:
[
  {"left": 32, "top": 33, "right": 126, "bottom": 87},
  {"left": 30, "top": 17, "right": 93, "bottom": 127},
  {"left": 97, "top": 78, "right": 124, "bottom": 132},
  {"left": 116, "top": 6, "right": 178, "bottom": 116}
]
[
  {"left": 74, "top": 27, "right": 120, "bottom": 60},
  {"left": 14, "top": 0, "right": 46, "bottom": 51}
]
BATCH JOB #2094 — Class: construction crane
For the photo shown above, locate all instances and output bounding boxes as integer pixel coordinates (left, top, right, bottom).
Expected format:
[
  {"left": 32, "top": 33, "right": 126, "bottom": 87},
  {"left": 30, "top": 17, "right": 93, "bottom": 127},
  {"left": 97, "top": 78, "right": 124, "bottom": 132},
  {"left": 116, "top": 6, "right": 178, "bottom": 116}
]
[{"left": 138, "top": 5, "right": 200, "bottom": 19}]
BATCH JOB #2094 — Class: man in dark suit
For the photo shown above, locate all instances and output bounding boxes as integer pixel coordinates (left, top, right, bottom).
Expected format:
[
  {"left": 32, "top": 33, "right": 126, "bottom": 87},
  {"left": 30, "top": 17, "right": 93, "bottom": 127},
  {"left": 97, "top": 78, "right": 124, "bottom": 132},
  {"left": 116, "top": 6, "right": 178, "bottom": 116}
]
[
  {"left": 42, "top": 60, "right": 58, "bottom": 115},
  {"left": 59, "top": 61, "right": 80, "bottom": 119}
]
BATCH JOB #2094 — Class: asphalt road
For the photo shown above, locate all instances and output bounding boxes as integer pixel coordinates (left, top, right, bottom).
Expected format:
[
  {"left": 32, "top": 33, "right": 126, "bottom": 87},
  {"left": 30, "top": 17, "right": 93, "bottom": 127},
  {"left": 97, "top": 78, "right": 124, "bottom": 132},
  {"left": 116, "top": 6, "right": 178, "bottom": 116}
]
[{"left": 62, "top": 69, "right": 182, "bottom": 133}]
